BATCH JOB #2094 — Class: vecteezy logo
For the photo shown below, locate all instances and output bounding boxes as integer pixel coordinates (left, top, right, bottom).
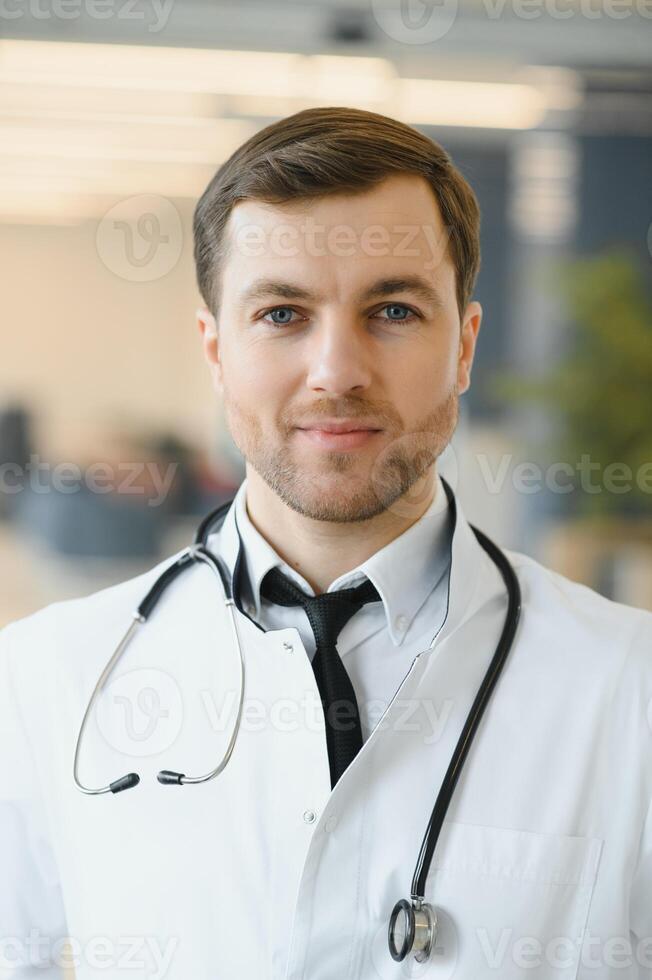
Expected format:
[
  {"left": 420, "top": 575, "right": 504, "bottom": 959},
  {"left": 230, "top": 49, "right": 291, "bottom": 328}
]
[
  {"left": 95, "top": 667, "right": 184, "bottom": 758},
  {"left": 370, "top": 0, "right": 459, "bottom": 44},
  {"left": 96, "top": 194, "right": 183, "bottom": 282}
]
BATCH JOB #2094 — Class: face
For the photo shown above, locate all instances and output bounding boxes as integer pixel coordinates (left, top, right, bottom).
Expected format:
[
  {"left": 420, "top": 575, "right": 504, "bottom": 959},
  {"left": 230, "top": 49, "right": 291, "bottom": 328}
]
[{"left": 197, "top": 172, "right": 482, "bottom": 523}]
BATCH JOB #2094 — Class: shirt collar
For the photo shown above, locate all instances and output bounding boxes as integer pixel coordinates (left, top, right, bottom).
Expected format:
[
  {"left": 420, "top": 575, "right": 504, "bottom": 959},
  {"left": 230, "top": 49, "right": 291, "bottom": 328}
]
[
  {"left": 204, "top": 475, "right": 505, "bottom": 662},
  {"left": 208, "top": 473, "right": 453, "bottom": 647}
]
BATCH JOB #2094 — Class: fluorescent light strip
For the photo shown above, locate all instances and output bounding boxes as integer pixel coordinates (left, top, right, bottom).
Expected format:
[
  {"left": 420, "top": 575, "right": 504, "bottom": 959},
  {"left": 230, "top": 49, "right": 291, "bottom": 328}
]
[
  {"left": 0, "top": 39, "right": 550, "bottom": 129},
  {"left": 0, "top": 41, "right": 394, "bottom": 101},
  {"left": 0, "top": 117, "right": 258, "bottom": 164},
  {"left": 398, "top": 78, "right": 548, "bottom": 130},
  {"left": 0, "top": 38, "right": 576, "bottom": 222}
]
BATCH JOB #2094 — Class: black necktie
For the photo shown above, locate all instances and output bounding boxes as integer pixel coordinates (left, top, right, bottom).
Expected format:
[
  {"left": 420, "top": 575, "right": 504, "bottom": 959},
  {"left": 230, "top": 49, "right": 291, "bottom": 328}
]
[{"left": 259, "top": 566, "right": 381, "bottom": 788}]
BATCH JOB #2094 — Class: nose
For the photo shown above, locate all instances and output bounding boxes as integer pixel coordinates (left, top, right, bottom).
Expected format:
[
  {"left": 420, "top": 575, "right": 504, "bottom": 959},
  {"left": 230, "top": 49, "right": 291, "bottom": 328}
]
[{"left": 304, "top": 315, "right": 373, "bottom": 396}]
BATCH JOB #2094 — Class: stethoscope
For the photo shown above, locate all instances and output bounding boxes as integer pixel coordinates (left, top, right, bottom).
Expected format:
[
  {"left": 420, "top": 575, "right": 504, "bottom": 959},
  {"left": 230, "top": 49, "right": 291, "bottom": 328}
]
[{"left": 72, "top": 476, "right": 521, "bottom": 965}]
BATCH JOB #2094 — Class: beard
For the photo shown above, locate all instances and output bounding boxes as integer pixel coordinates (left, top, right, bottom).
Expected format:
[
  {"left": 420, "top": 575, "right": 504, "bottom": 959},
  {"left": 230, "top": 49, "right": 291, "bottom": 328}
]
[{"left": 221, "top": 382, "right": 459, "bottom": 524}]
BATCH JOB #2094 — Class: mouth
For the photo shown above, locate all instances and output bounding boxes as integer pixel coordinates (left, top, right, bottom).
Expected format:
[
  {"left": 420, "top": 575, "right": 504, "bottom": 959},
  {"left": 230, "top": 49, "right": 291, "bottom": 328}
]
[{"left": 296, "top": 428, "right": 382, "bottom": 451}]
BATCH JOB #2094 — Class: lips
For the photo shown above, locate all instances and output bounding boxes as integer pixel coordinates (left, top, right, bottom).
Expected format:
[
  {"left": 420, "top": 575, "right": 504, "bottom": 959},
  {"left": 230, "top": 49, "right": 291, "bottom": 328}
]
[
  {"left": 304, "top": 427, "right": 378, "bottom": 434},
  {"left": 298, "top": 420, "right": 382, "bottom": 434},
  {"left": 296, "top": 428, "right": 382, "bottom": 450}
]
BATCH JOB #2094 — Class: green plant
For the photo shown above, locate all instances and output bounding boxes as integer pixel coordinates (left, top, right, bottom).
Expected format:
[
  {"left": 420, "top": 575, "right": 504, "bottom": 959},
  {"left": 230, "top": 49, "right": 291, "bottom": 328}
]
[{"left": 491, "top": 247, "right": 652, "bottom": 518}]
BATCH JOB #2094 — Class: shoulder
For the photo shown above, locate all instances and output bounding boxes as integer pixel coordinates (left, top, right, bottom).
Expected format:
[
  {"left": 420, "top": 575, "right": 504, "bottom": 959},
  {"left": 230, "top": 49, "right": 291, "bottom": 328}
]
[{"left": 505, "top": 547, "right": 652, "bottom": 678}]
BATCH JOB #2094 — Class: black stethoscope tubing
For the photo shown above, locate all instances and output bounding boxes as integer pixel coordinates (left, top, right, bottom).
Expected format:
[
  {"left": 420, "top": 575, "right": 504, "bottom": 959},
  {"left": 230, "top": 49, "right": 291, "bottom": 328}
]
[{"left": 410, "top": 523, "right": 521, "bottom": 898}]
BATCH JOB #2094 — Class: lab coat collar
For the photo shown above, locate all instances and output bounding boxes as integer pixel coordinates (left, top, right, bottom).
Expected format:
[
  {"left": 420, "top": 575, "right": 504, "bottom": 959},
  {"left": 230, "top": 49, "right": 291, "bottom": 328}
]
[
  {"left": 206, "top": 474, "right": 500, "bottom": 653},
  {"left": 430, "top": 476, "right": 503, "bottom": 651}
]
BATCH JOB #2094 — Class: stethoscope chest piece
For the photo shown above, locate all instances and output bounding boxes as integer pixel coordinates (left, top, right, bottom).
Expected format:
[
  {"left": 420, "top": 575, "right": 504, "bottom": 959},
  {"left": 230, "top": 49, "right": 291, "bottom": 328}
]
[{"left": 388, "top": 898, "right": 437, "bottom": 963}]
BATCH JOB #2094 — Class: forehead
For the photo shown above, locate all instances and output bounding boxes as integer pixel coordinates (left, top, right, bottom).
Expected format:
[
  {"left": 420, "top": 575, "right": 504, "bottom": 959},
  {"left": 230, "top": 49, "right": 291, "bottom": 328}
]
[{"left": 220, "top": 173, "right": 455, "bottom": 296}]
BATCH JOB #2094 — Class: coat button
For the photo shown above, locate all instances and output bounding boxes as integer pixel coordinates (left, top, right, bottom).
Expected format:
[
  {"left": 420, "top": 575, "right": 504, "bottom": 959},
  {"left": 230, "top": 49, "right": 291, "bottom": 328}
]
[{"left": 303, "top": 810, "right": 316, "bottom": 824}]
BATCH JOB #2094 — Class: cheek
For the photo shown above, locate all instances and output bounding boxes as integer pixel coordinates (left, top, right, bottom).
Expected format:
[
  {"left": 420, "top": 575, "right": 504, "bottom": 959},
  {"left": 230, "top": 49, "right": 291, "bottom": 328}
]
[
  {"left": 386, "top": 339, "right": 457, "bottom": 404},
  {"left": 222, "top": 337, "right": 266, "bottom": 390},
  {"left": 222, "top": 339, "right": 292, "bottom": 413}
]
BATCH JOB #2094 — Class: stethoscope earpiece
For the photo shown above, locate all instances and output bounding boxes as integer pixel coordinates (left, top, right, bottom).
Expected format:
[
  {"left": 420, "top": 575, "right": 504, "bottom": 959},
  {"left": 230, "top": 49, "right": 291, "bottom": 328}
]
[{"left": 388, "top": 898, "right": 437, "bottom": 963}]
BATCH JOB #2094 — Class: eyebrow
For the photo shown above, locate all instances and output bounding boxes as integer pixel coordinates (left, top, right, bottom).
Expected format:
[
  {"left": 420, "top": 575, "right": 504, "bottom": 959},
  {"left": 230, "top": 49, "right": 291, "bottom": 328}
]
[{"left": 239, "top": 275, "right": 446, "bottom": 310}]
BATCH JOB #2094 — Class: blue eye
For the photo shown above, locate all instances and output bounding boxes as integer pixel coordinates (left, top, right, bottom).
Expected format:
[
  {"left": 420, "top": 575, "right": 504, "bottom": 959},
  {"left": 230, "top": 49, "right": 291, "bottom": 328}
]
[
  {"left": 376, "top": 304, "right": 418, "bottom": 322},
  {"left": 262, "top": 307, "right": 298, "bottom": 326}
]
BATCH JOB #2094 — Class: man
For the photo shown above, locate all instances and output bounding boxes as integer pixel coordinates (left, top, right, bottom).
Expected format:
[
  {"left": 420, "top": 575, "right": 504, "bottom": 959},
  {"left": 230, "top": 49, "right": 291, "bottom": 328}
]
[{"left": 1, "top": 106, "right": 650, "bottom": 979}]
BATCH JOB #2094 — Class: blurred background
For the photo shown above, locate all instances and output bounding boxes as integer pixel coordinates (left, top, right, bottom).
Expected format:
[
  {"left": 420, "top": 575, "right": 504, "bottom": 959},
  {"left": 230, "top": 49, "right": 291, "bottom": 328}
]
[{"left": 1, "top": 0, "right": 651, "bottom": 631}]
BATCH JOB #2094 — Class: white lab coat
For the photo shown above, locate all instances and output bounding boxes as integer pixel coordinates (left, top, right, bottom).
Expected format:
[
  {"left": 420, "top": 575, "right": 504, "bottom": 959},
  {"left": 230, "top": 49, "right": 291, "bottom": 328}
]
[{"left": 1, "top": 484, "right": 651, "bottom": 980}]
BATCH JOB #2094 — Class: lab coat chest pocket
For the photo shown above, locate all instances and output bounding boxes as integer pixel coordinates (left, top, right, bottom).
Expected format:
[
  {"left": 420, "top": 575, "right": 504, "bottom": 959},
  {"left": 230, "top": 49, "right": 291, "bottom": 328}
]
[{"left": 423, "top": 821, "right": 604, "bottom": 979}]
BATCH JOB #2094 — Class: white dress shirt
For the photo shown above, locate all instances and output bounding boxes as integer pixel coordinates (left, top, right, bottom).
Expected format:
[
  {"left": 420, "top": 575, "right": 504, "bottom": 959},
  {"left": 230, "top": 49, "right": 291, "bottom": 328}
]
[{"left": 215, "top": 473, "right": 453, "bottom": 741}]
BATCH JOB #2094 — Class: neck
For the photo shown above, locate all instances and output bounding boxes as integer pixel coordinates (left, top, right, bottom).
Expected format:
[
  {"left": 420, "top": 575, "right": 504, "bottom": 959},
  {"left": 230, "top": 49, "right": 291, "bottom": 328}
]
[{"left": 243, "top": 467, "right": 439, "bottom": 594}]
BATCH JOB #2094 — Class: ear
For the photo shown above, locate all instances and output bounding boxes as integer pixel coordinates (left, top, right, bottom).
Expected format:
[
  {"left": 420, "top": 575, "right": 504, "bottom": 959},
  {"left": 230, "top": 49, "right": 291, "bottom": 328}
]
[
  {"left": 196, "top": 306, "right": 222, "bottom": 393},
  {"left": 457, "top": 300, "right": 482, "bottom": 395}
]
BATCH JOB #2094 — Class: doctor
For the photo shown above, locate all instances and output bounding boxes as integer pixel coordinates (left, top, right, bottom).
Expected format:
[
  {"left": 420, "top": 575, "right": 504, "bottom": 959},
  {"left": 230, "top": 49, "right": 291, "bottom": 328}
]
[{"left": 1, "top": 105, "right": 651, "bottom": 980}]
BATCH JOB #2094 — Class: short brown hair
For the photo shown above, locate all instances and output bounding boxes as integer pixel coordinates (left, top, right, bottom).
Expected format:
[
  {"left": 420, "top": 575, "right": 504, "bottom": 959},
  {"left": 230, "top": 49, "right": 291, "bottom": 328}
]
[{"left": 193, "top": 105, "right": 481, "bottom": 319}]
